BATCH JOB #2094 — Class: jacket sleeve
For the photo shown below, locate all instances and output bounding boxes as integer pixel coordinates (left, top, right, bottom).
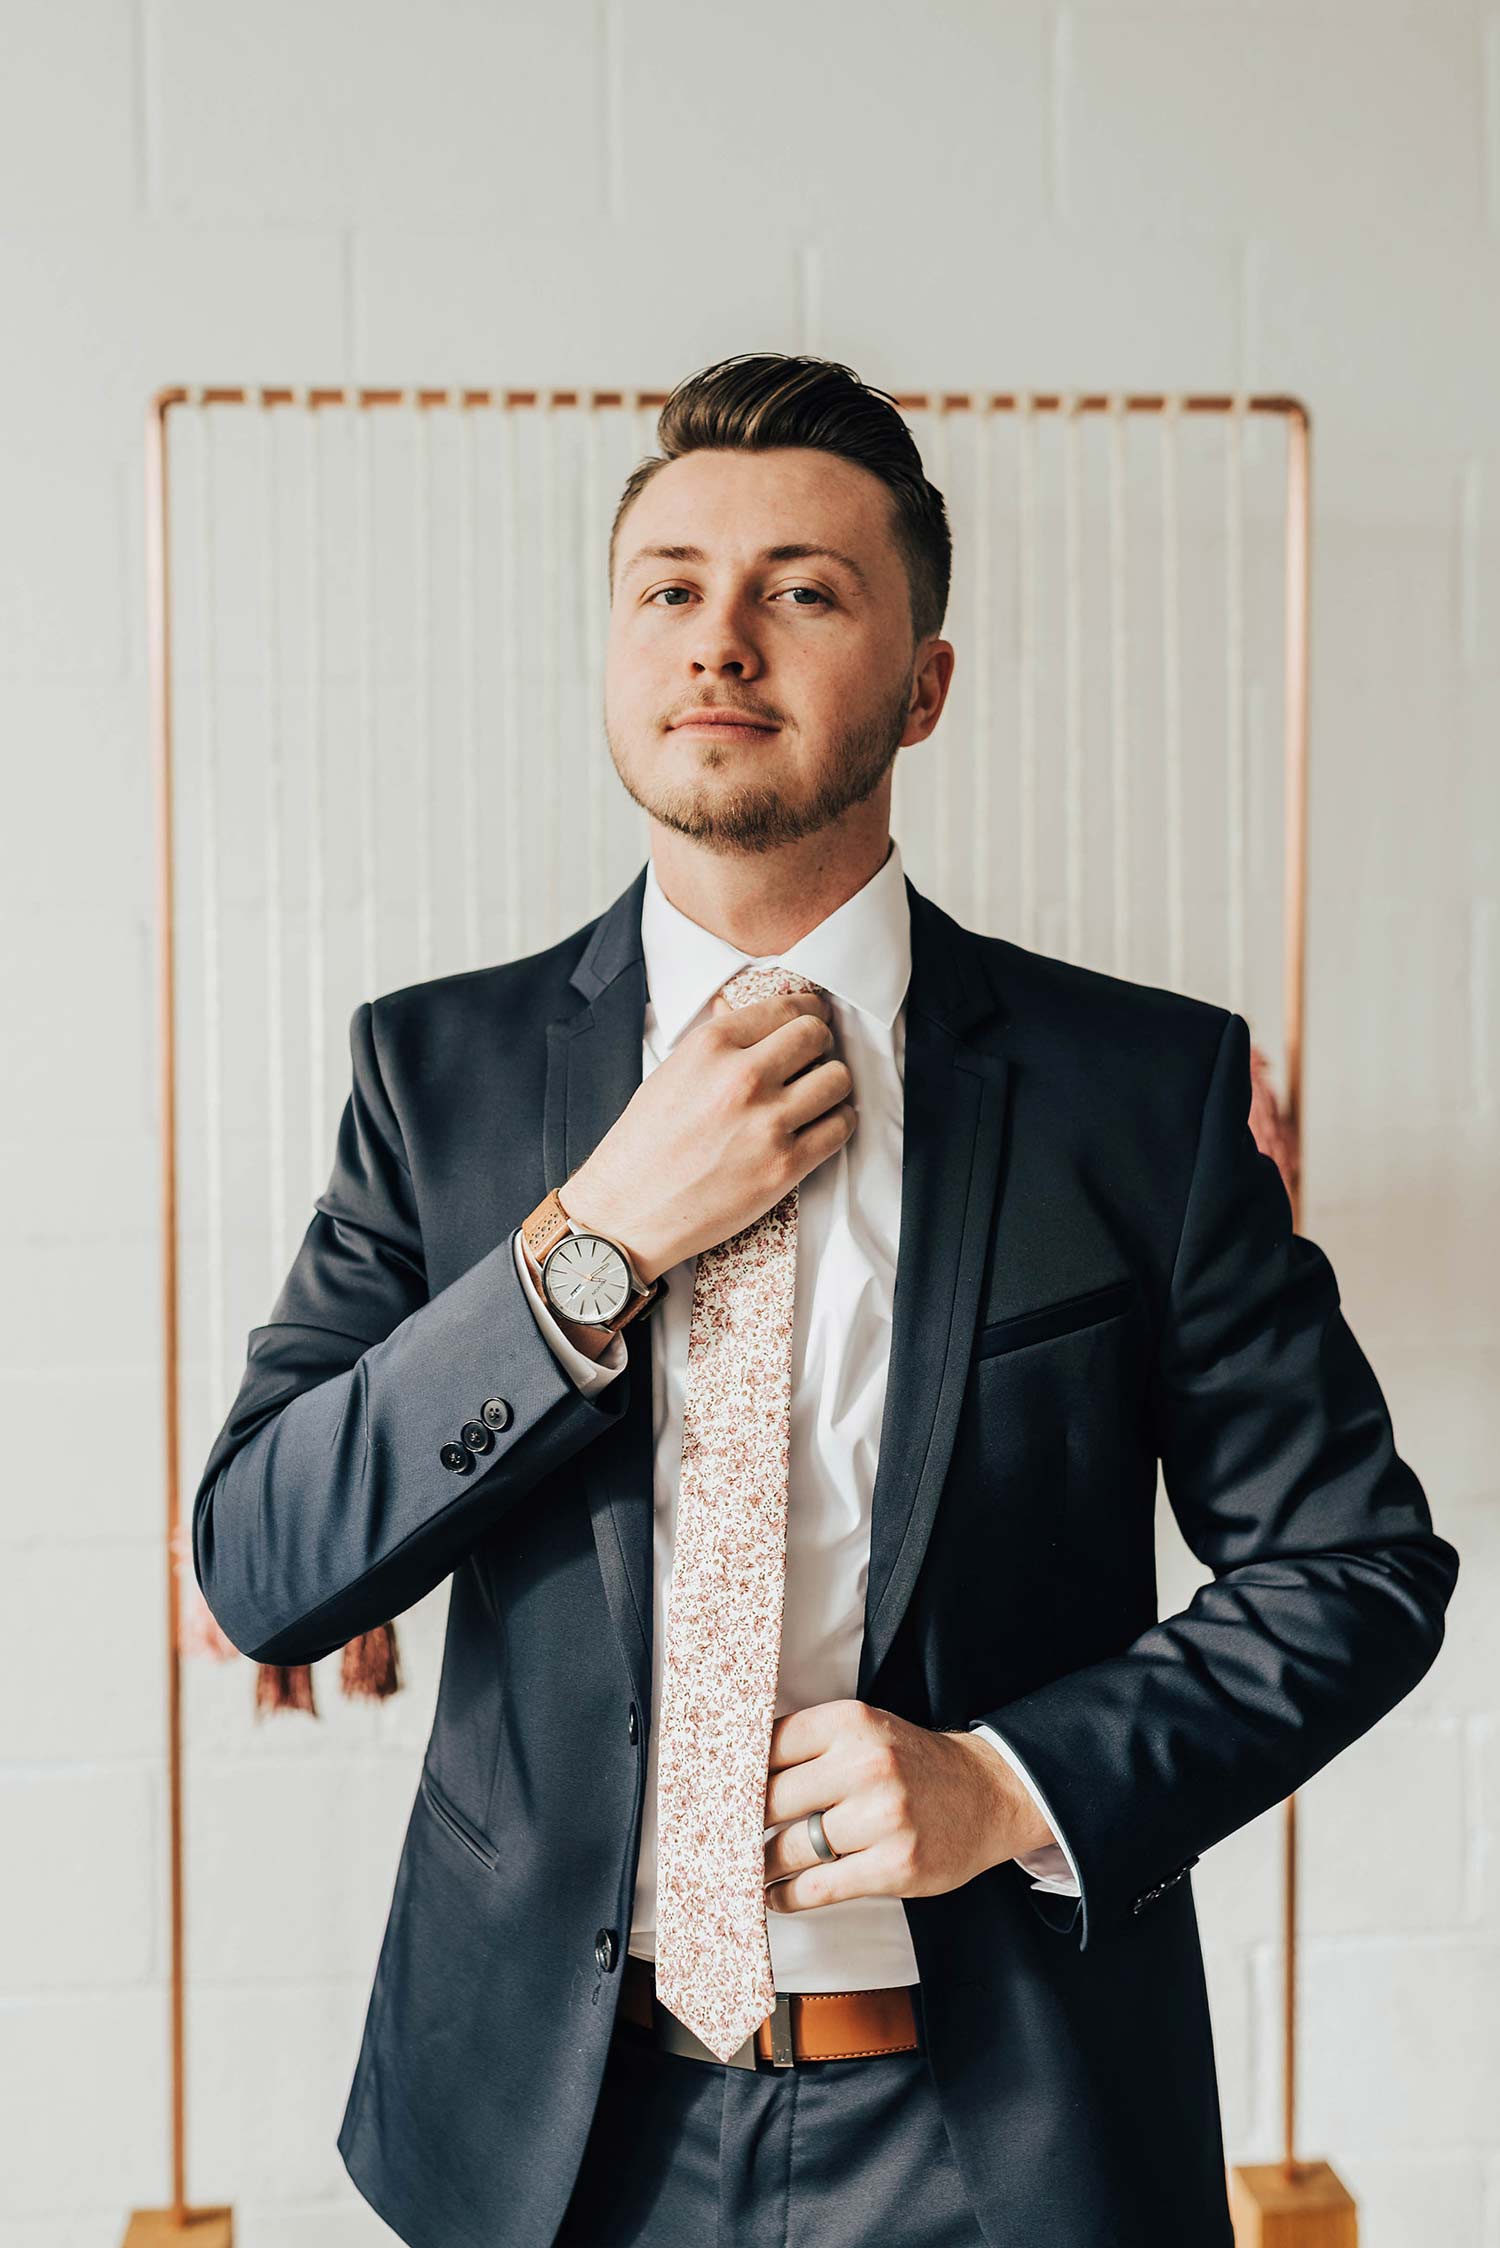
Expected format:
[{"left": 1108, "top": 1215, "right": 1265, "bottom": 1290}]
[
  {"left": 191, "top": 999, "right": 633, "bottom": 1667},
  {"left": 970, "top": 1723, "right": 1082, "bottom": 1895},
  {"left": 968, "top": 1008, "right": 1461, "bottom": 1950}
]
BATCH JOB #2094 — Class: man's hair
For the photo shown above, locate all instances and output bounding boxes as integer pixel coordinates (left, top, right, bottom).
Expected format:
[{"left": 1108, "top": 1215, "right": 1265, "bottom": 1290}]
[{"left": 608, "top": 352, "right": 951, "bottom": 648}]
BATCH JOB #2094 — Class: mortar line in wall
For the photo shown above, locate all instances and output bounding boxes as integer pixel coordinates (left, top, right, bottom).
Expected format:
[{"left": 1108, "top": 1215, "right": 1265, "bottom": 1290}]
[
  {"left": 798, "top": 244, "right": 824, "bottom": 357},
  {"left": 1469, "top": 897, "right": 1495, "bottom": 1120},
  {"left": 134, "top": 0, "right": 163, "bottom": 217},
  {"left": 1457, "top": 455, "right": 1482, "bottom": 677},
  {"left": 603, "top": 0, "right": 626, "bottom": 225},
  {"left": 1483, "top": 15, "right": 1500, "bottom": 230},
  {"left": 1463, "top": 1712, "right": 1492, "bottom": 1926},
  {"left": 1481, "top": 2147, "right": 1500, "bottom": 2244},
  {"left": 1050, "top": 10, "right": 1072, "bottom": 225},
  {"left": 342, "top": 228, "right": 359, "bottom": 385}
]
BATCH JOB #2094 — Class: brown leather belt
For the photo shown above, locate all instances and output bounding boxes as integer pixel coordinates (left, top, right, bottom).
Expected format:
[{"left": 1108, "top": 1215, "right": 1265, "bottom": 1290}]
[{"left": 618, "top": 1950, "right": 920, "bottom": 2070}]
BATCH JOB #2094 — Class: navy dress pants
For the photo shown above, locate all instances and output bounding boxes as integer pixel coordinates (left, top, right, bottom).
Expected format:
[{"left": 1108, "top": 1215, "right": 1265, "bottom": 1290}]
[{"left": 552, "top": 2008, "right": 992, "bottom": 2248}]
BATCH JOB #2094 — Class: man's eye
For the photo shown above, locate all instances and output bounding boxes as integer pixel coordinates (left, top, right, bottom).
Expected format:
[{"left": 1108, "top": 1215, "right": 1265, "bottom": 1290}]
[{"left": 645, "top": 585, "right": 831, "bottom": 608}]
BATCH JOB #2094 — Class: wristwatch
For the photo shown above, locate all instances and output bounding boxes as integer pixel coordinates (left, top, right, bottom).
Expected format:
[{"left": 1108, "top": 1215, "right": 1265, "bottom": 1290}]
[{"left": 519, "top": 1185, "right": 667, "bottom": 1338}]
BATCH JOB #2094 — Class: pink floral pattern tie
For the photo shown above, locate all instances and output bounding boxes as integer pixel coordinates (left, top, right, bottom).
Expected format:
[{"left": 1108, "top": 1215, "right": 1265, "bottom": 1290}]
[{"left": 652, "top": 961, "right": 827, "bottom": 2062}]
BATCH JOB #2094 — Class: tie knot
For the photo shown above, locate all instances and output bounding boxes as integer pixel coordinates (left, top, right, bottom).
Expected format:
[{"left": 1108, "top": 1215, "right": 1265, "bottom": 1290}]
[{"left": 718, "top": 962, "right": 826, "bottom": 1011}]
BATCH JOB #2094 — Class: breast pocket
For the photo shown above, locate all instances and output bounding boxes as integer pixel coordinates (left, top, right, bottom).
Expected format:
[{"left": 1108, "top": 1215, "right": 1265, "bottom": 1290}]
[{"left": 972, "top": 1274, "right": 1138, "bottom": 1361}]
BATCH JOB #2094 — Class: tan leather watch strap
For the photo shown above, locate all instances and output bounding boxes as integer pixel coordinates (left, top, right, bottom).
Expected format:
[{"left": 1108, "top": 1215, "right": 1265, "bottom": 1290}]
[
  {"left": 519, "top": 1186, "right": 580, "bottom": 1271},
  {"left": 519, "top": 1187, "right": 665, "bottom": 1337}
]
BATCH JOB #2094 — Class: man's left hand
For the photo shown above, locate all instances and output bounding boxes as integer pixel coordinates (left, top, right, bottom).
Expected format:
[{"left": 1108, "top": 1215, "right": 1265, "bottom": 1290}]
[{"left": 763, "top": 1699, "right": 1057, "bottom": 1911}]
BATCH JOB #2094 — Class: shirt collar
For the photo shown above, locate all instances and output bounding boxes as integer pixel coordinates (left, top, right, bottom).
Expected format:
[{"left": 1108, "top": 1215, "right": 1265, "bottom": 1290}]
[{"left": 639, "top": 835, "right": 911, "bottom": 1056}]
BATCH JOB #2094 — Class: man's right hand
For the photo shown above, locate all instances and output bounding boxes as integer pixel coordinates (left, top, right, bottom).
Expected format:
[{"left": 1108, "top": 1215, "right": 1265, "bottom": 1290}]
[{"left": 558, "top": 990, "right": 856, "bottom": 1284}]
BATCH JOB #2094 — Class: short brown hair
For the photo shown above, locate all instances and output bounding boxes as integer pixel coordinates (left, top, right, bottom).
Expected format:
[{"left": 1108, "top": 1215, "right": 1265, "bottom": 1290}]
[{"left": 609, "top": 352, "right": 951, "bottom": 648}]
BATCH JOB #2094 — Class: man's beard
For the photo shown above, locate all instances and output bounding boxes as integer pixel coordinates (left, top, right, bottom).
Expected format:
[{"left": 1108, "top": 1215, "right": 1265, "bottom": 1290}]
[{"left": 605, "top": 677, "right": 910, "bottom": 856}]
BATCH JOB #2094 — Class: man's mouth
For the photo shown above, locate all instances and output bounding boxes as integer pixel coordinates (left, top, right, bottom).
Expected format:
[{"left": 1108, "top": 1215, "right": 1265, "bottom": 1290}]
[{"left": 670, "top": 716, "right": 778, "bottom": 735}]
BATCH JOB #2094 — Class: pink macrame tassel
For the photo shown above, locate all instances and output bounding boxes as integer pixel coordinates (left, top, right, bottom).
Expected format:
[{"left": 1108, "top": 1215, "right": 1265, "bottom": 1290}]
[
  {"left": 255, "top": 1662, "right": 317, "bottom": 1717},
  {"left": 340, "top": 1623, "right": 403, "bottom": 1701}
]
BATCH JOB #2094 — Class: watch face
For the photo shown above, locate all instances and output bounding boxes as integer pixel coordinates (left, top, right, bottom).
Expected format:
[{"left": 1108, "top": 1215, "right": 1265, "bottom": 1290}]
[{"left": 542, "top": 1232, "right": 631, "bottom": 1324}]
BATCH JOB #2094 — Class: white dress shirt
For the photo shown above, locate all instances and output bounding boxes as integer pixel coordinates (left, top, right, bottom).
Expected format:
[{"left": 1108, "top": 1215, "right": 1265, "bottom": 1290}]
[{"left": 510, "top": 835, "right": 1081, "bottom": 1991}]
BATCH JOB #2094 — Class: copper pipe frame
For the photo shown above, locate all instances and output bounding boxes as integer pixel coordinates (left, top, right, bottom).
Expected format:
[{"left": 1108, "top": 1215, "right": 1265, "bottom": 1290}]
[{"left": 146, "top": 384, "right": 1312, "bottom": 2220}]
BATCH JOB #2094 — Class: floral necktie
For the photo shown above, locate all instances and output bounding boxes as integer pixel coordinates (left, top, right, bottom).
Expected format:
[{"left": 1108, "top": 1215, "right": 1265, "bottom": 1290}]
[{"left": 652, "top": 961, "right": 827, "bottom": 2062}]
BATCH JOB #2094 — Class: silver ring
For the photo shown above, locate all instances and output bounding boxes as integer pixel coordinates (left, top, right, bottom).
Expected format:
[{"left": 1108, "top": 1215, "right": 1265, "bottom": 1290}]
[{"left": 806, "top": 1808, "right": 840, "bottom": 1863}]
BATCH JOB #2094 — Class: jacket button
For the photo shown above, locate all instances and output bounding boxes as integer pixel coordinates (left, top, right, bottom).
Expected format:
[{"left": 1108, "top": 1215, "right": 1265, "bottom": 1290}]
[
  {"left": 594, "top": 1927, "right": 618, "bottom": 1973},
  {"left": 480, "top": 1397, "right": 513, "bottom": 1431},
  {"left": 439, "top": 1442, "right": 475, "bottom": 1474},
  {"left": 627, "top": 1704, "right": 639, "bottom": 1744},
  {"left": 460, "top": 1420, "right": 494, "bottom": 1454}
]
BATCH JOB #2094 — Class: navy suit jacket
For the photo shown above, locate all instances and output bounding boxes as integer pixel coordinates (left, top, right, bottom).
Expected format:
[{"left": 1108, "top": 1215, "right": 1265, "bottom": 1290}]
[{"left": 192, "top": 861, "right": 1458, "bottom": 2248}]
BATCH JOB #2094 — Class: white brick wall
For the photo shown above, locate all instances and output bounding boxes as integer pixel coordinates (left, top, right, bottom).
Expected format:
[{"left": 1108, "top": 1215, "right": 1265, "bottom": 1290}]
[{"left": 2, "top": 2, "right": 1495, "bottom": 2239}]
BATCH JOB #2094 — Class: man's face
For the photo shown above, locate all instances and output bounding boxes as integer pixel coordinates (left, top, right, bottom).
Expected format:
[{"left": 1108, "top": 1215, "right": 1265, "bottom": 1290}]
[{"left": 604, "top": 446, "right": 949, "bottom": 855}]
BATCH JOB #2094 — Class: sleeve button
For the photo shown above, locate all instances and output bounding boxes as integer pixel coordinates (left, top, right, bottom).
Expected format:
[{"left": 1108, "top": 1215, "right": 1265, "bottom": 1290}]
[
  {"left": 460, "top": 1420, "right": 494, "bottom": 1453},
  {"left": 439, "top": 1442, "right": 475, "bottom": 1473},
  {"left": 480, "top": 1396, "right": 513, "bottom": 1431}
]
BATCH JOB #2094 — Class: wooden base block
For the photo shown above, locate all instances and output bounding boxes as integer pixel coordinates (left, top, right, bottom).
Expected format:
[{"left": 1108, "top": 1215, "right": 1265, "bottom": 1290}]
[
  {"left": 121, "top": 2208, "right": 233, "bottom": 2246},
  {"left": 1229, "top": 2162, "right": 1357, "bottom": 2247}
]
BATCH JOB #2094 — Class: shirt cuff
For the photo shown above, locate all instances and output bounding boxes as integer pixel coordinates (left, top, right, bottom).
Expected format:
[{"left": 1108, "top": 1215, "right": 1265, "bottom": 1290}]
[
  {"left": 970, "top": 1721, "right": 1083, "bottom": 1897},
  {"left": 511, "top": 1229, "right": 629, "bottom": 1394}
]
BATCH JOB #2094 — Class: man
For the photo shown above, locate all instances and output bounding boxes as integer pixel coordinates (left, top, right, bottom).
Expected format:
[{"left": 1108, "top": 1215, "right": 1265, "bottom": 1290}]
[{"left": 192, "top": 352, "right": 1459, "bottom": 2248}]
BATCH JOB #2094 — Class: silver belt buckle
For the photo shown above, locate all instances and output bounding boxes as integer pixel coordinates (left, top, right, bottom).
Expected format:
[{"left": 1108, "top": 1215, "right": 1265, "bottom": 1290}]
[{"left": 653, "top": 1992, "right": 793, "bottom": 2071}]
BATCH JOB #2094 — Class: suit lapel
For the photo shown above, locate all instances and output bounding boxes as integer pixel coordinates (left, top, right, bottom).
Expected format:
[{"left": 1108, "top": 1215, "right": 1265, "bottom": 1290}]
[
  {"left": 542, "top": 861, "right": 1011, "bottom": 1723},
  {"left": 855, "top": 886, "right": 1010, "bottom": 1701},
  {"left": 544, "top": 864, "right": 656, "bottom": 1717}
]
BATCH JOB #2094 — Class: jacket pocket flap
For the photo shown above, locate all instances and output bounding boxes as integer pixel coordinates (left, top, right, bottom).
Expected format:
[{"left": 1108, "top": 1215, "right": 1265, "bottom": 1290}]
[
  {"left": 419, "top": 1769, "right": 499, "bottom": 1869},
  {"left": 973, "top": 1275, "right": 1137, "bottom": 1361}
]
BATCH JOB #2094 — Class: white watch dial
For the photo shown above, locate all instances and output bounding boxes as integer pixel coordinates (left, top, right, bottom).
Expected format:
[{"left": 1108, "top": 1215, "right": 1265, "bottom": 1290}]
[{"left": 542, "top": 1232, "right": 632, "bottom": 1324}]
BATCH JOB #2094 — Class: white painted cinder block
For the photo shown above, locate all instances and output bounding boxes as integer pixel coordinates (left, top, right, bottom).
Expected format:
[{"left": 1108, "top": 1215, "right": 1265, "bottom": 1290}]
[
  {"left": 0, "top": 227, "right": 347, "bottom": 436},
  {"left": 0, "top": 1770, "right": 156, "bottom": 1992},
  {"left": 1404, "top": 1496, "right": 1500, "bottom": 1722},
  {"left": 618, "top": 1, "right": 1052, "bottom": 240},
  {"left": 0, "top": 1992, "right": 165, "bottom": 2218},
  {"left": 1060, "top": 12, "right": 1484, "bottom": 240},
  {"left": 185, "top": 1981, "right": 376, "bottom": 2205},
  {"left": 354, "top": 215, "right": 805, "bottom": 394},
  {"left": 1331, "top": 2154, "right": 1486, "bottom": 2248},
  {"left": 0, "top": 0, "right": 137, "bottom": 221},
  {"left": 183, "top": 1760, "right": 417, "bottom": 1986},
  {"left": 0, "top": 1368, "right": 161, "bottom": 1548},
  {"left": 1294, "top": 1943, "right": 1500, "bottom": 2150},
  {"left": 1295, "top": 1718, "right": 1467, "bottom": 1938},
  {"left": 153, "top": 0, "right": 604, "bottom": 226},
  {"left": 810, "top": 219, "right": 1243, "bottom": 396},
  {"left": 236, "top": 2203, "right": 394, "bottom": 2248},
  {"left": 0, "top": 1546, "right": 163, "bottom": 1766},
  {"left": 1200, "top": 1942, "right": 1257, "bottom": 2152}
]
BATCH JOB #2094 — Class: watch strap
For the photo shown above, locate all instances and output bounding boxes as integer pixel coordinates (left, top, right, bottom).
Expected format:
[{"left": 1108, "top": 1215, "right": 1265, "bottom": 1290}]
[
  {"left": 519, "top": 1186, "right": 579, "bottom": 1272},
  {"left": 519, "top": 1187, "right": 666, "bottom": 1337}
]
